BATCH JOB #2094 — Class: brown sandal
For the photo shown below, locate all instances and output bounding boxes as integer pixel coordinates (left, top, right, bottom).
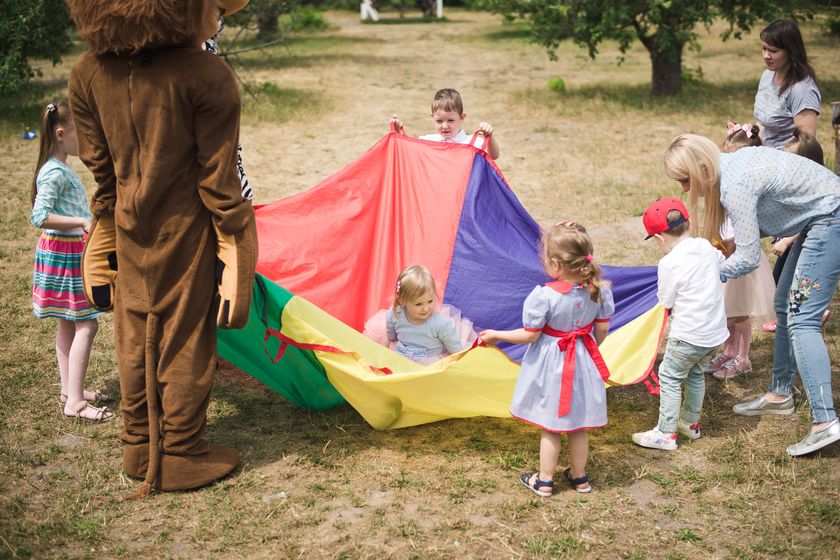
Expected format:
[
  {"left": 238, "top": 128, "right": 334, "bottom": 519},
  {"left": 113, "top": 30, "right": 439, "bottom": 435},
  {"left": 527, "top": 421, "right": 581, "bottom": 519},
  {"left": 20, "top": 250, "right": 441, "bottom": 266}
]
[{"left": 64, "top": 400, "right": 114, "bottom": 422}]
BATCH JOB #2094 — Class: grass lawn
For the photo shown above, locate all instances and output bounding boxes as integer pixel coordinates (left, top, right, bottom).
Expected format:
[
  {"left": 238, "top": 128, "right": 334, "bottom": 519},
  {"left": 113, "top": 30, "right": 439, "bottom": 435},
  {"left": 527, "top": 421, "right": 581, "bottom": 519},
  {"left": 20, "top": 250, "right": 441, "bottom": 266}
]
[{"left": 1, "top": 8, "right": 838, "bottom": 559}]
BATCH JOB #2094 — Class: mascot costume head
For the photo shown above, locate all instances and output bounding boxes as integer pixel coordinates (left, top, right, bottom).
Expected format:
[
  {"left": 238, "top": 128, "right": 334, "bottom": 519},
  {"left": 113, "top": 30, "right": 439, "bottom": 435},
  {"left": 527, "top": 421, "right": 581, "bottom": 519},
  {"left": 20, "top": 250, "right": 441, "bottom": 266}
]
[{"left": 67, "top": 0, "right": 257, "bottom": 496}]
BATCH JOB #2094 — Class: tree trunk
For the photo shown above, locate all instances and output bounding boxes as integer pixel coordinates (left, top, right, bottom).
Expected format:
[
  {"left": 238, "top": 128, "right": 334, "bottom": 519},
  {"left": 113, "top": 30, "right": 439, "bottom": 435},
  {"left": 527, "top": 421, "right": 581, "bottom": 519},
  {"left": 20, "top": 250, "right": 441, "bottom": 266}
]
[
  {"left": 257, "top": 8, "right": 280, "bottom": 36},
  {"left": 650, "top": 47, "right": 682, "bottom": 97}
]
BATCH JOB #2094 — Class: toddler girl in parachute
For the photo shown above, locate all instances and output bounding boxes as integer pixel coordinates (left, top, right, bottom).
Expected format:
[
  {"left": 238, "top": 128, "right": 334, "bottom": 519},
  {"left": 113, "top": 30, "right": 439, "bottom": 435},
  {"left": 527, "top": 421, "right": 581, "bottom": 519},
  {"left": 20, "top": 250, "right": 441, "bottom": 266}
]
[{"left": 364, "top": 265, "right": 476, "bottom": 364}]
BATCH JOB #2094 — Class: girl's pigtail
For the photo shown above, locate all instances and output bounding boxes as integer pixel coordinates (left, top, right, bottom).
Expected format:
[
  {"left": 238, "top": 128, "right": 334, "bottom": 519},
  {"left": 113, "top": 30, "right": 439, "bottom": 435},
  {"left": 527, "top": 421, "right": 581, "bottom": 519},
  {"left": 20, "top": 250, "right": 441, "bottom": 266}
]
[
  {"left": 31, "top": 105, "right": 56, "bottom": 207},
  {"left": 585, "top": 260, "right": 604, "bottom": 303},
  {"left": 579, "top": 256, "right": 603, "bottom": 303},
  {"left": 31, "top": 101, "right": 71, "bottom": 207},
  {"left": 392, "top": 278, "right": 402, "bottom": 315}
]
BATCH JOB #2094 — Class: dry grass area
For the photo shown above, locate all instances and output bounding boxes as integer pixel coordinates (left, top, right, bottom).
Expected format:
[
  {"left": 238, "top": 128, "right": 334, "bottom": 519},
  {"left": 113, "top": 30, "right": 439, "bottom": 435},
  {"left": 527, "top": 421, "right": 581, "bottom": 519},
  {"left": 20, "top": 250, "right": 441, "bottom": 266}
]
[{"left": 1, "top": 9, "right": 839, "bottom": 559}]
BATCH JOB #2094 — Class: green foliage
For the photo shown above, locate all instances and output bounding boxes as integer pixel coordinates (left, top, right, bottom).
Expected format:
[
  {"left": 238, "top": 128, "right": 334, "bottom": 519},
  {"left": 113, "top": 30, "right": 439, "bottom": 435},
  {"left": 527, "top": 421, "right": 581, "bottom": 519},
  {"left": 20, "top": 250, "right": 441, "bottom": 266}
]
[
  {"left": 548, "top": 77, "right": 566, "bottom": 92},
  {"left": 827, "top": 15, "right": 840, "bottom": 37},
  {"left": 231, "top": 0, "right": 297, "bottom": 37},
  {"left": 681, "top": 64, "right": 704, "bottom": 86},
  {"left": 0, "top": 0, "right": 72, "bottom": 96},
  {"left": 478, "top": 0, "right": 812, "bottom": 96},
  {"left": 283, "top": 4, "right": 330, "bottom": 31},
  {"left": 676, "top": 528, "right": 701, "bottom": 542}
]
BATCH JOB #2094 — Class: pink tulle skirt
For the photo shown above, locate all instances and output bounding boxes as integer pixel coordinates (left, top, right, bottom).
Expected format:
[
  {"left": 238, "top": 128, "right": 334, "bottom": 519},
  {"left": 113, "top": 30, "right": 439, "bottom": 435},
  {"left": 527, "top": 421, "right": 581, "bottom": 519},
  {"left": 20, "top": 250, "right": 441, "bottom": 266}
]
[
  {"left": 724, "top": 251, "right": 776, "bottom": 321},
  {"left": 362, "top": 305, "right": 478, "bottom": 364}
]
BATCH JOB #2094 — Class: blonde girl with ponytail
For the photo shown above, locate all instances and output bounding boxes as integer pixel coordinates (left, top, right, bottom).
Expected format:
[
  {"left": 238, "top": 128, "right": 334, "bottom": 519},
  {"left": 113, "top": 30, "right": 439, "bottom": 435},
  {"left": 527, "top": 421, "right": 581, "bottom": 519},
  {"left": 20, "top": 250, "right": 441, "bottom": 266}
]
[{"left": 481, "top": 222, "right": 614, "bottom": 496}]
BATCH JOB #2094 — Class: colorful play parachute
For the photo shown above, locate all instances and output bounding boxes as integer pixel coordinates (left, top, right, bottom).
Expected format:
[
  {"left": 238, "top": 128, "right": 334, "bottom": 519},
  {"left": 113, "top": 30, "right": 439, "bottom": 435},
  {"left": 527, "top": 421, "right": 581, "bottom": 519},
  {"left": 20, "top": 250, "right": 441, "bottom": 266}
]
[{"left": 218, "top": 132, "right": 666, "bottom": 429}]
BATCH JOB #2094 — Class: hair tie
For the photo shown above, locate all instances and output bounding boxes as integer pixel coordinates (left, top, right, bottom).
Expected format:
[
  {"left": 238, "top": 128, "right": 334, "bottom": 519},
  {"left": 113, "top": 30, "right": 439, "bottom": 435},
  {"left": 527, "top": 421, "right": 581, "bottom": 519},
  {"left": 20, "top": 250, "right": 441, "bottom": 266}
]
[
  {"left": 726, "top": 120, "right": 753, "bottom": 138},
  {"left": 585, "top": 255, "right": 594, "bottom": 263},
  {"left": 395, "top": 280, "right": 401, "bottom": 294},
  {"left": 46, "top": 103, "right": 57, "bottom": 113}
]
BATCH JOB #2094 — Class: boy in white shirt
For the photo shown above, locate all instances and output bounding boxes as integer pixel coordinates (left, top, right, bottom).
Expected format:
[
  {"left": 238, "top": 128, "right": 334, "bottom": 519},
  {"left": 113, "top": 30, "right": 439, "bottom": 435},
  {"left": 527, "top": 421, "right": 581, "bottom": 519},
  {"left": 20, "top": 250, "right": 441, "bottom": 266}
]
[
  {"left": 632, "top": 198, "right": 729, "bottom": 450},
  {"left": 390, "top": 88, "right": 501, "bottom": 160}
]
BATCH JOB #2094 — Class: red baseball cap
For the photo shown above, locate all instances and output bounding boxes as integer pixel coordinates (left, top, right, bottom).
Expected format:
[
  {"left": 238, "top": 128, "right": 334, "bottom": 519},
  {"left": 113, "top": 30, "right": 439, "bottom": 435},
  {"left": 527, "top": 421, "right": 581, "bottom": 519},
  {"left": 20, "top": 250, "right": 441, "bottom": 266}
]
[{"left": 643, "top": 197, "right": 690, "bottom": 239}]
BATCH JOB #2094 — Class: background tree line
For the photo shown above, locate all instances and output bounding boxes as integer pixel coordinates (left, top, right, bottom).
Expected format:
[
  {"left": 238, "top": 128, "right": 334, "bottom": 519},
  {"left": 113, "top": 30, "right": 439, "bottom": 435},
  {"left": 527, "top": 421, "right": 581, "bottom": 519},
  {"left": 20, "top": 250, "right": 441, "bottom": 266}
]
[{"left": 2, "top": 0, "right": 838, "bottom": 98}]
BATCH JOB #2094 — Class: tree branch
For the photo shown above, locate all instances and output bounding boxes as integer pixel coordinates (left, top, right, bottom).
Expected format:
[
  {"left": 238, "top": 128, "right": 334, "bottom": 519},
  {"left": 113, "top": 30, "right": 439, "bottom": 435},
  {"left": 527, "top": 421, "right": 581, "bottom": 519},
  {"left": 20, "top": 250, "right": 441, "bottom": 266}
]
[{"left": 218, "top": 37, "right": 286, "bottom": 58}]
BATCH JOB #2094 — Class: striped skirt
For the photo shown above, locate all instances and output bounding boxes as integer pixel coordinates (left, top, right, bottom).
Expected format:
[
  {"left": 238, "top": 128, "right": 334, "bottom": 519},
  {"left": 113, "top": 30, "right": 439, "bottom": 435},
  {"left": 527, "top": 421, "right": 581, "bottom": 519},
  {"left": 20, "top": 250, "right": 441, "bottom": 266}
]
[{"left": 32, "top": 231, "right": 101, "bottom": 321}]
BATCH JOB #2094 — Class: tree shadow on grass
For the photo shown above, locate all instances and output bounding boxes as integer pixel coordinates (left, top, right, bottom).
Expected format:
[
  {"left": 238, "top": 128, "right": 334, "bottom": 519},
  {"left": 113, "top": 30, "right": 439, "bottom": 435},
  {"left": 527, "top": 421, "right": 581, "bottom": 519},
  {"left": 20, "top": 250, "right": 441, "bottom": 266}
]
[
  {"left": 210, "top": 300, "right": 840, "bottom": 493},
  {"left": 483, "top": 24, "right": 532, "bottom": 43},
  {"left": 534, "top": 78, "right": 840, "bottom": 114},
  {"left": 234, "top": 51, "right": 413, "bottom": 71},
  {"left": 208, "top": 361, "right": 662, "bottom": 492},
  {"left": 362, "top": 16, "right": 455, "bottom": 25}
]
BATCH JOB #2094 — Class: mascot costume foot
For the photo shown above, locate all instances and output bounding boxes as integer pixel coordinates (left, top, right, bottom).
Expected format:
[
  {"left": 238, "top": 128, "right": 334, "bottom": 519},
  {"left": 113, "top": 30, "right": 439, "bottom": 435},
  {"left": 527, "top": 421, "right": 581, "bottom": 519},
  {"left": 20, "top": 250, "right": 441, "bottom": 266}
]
[{"left": 68, "top": 0, "right": 257, "bottom": 495}]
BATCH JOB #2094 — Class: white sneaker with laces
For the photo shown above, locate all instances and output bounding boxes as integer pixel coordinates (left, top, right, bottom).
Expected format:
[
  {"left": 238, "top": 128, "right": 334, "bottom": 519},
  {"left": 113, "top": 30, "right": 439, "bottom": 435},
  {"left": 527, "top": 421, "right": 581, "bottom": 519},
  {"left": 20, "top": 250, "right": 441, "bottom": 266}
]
[
  {"left": 678, "top": 420, "right": 701, "bottom": 440},
  {"left": 632, "top": 428, "right": 678, "bottom": 451}
]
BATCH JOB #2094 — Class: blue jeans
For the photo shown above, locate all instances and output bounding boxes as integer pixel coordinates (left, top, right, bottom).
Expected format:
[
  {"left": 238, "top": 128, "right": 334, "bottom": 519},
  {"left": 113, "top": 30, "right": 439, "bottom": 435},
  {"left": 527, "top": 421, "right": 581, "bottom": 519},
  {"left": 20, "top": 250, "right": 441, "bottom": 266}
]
[
  {"left": 771, "top": 206, "right": 840, "bottom": 424},
  {"left": 657, "top": 338, "right": 717, "bottom": 433}
]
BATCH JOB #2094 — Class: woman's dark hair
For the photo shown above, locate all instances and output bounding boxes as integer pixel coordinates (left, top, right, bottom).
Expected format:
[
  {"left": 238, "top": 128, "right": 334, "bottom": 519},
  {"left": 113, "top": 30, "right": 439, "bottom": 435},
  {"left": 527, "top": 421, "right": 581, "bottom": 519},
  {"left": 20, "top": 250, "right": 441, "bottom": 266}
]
[{"left": 760, "top": 19, "right": 817, "bottom": 94}]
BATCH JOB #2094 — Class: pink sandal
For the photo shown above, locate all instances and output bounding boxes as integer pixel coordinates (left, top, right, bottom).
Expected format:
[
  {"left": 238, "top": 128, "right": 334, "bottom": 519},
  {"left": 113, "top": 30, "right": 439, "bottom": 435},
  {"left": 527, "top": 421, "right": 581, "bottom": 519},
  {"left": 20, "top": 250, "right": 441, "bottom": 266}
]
[
  {"left": 705, "top": 353, "right": 734, "bottom": 373},
  {"left": 761, "top": 320, "right": 776, "bottom": 333}
]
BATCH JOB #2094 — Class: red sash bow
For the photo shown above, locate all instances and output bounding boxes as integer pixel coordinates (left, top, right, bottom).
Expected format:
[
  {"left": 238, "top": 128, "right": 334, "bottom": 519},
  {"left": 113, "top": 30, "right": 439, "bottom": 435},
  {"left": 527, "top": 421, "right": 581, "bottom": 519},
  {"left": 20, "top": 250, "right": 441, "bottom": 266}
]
[{"left": 541, "top": 323, "right": 611, "bottom": 417}]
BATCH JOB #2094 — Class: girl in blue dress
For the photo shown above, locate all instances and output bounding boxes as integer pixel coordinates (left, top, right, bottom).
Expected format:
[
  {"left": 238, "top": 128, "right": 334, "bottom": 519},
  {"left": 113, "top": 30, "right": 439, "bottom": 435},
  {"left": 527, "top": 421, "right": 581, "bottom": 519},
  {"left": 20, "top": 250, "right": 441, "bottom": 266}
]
[{"left": 481, "top": 222, "right": 614, "bottom": 495}]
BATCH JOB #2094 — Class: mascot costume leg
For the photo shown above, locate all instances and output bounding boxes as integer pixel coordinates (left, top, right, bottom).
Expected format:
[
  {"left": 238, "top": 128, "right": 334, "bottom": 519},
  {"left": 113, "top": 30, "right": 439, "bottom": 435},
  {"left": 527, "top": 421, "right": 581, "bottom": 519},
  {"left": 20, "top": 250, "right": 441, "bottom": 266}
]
[{"left": 67, "top": 0, "right": 257, "bottom": 494}]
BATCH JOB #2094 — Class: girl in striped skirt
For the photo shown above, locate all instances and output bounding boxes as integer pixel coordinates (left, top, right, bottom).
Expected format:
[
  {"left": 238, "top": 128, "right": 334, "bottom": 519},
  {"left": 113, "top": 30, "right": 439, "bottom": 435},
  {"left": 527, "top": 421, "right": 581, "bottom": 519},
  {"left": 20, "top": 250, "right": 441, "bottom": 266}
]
[{"left": 30, "top": 101, "right": 112, "bottom": 421}]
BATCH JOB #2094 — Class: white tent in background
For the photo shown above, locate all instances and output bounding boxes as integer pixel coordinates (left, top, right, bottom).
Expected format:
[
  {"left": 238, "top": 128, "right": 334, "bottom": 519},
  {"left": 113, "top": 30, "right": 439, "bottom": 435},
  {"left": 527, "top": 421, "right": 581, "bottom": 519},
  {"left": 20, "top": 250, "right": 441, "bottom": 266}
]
[
  {"left": 360, "top": 0, "right": 443, "bottom": 21},
  {"left": 360, "top": 0, "right": 379, "bottom": 21}
]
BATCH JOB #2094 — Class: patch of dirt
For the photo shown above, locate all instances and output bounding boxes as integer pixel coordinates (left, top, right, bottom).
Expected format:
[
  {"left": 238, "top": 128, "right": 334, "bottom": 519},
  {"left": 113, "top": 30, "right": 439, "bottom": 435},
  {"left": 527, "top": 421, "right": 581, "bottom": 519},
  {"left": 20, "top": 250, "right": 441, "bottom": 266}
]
[{"left": 627, "top": 478, "right": 667, "bottom": 509}]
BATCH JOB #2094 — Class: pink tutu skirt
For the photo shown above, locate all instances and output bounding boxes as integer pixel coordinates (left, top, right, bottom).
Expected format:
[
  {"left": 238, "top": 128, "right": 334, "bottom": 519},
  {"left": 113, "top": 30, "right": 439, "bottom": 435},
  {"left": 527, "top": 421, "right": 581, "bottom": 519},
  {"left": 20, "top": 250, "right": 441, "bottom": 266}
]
[
  {"left": 724, "top": 251, "right": 776, "bottom": 322},
  {"left": 362, "top": 304, "right": 478, "bottom": 363}
]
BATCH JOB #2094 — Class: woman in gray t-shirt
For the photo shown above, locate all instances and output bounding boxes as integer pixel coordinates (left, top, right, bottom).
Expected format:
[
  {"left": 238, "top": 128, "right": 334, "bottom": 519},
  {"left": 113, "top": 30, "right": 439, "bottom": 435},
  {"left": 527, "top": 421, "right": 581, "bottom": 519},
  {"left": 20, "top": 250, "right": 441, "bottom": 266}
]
[{"left": 753, "top": 19, "right": 820, "bottom": 149}]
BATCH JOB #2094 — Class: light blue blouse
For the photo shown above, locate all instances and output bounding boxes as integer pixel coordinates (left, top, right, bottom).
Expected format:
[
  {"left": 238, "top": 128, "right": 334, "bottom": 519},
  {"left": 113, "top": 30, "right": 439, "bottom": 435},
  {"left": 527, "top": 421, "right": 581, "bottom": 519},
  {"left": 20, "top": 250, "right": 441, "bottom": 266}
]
[
  {"left": 718, "top": 147, "right": 840, "bottom": 281},
  {"left": 30, "top": 158, "right": 92, "bottom": 228},
  {"left": 386, "top": 307, "right": 462, "bottom": 361}
]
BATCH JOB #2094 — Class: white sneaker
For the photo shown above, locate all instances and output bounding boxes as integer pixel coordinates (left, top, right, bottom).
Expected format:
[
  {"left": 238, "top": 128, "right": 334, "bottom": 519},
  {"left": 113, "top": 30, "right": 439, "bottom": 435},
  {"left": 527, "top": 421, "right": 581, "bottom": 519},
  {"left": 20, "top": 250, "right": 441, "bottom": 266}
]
[
  {"left": 632, "top": 428, "right": 678, "bottom": 451},
  {"left": 678, "top": 420, "right": 701, "bottom": 440}
]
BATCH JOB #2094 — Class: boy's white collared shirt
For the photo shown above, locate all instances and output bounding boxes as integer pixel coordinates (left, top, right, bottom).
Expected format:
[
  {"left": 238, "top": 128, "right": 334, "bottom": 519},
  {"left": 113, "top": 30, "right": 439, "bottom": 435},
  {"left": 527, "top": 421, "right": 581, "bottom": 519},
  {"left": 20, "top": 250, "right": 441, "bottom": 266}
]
[
  {"left": 657, "top": 237, "right": 729, "bottom": 347},
  {"left": 418, "top": 129, "right": 471, "bottom": 143},
  {"left": 419, "top": 128, "right": 492, "bottom": 148}
]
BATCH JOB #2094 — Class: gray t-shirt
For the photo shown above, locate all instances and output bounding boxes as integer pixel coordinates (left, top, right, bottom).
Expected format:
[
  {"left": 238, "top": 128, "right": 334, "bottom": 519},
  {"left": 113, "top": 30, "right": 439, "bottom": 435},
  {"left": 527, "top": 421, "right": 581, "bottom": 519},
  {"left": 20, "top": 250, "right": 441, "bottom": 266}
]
[{"left": 753, "top": 69, "right": 820, "bottom": 149}]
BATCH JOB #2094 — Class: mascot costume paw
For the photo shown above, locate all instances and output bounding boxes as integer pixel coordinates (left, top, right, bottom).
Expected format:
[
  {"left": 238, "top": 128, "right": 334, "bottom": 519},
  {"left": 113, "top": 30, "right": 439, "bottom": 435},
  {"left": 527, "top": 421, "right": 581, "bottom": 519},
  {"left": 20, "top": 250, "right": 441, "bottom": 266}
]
[{"left": 68, "top": 0, "right": 257, "bottom": 495}]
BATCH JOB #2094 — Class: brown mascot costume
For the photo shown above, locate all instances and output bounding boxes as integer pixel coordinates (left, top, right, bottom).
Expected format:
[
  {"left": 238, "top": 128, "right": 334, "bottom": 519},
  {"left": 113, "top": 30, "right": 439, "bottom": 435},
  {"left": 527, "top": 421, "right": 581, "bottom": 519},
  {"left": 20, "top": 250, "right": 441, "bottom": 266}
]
[{"left": 66, "top": 0, "right": 257, "bottom": 495}]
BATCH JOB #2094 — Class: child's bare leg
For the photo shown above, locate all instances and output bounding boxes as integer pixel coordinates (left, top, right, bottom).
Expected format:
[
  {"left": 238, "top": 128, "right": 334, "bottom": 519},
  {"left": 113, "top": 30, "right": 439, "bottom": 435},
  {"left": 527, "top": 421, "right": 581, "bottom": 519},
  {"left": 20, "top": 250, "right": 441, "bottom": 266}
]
[
  {"left": 538, "top": 429, "right": 563, "bottom": 481},
  {"left": 567, "top": 430, "right": 589, "bottom": 481},
  {"left": 63, "top": 319, "right": 99, "bottom": 413},
  {"left": 733, "top": 316, "right": 752, "bottom": 365},
  {"left": 721, "top": 317, "right": 737, "bottom": 358},
  {"left": 55, "top": 319, "right": 75, "bottom": 397}
]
